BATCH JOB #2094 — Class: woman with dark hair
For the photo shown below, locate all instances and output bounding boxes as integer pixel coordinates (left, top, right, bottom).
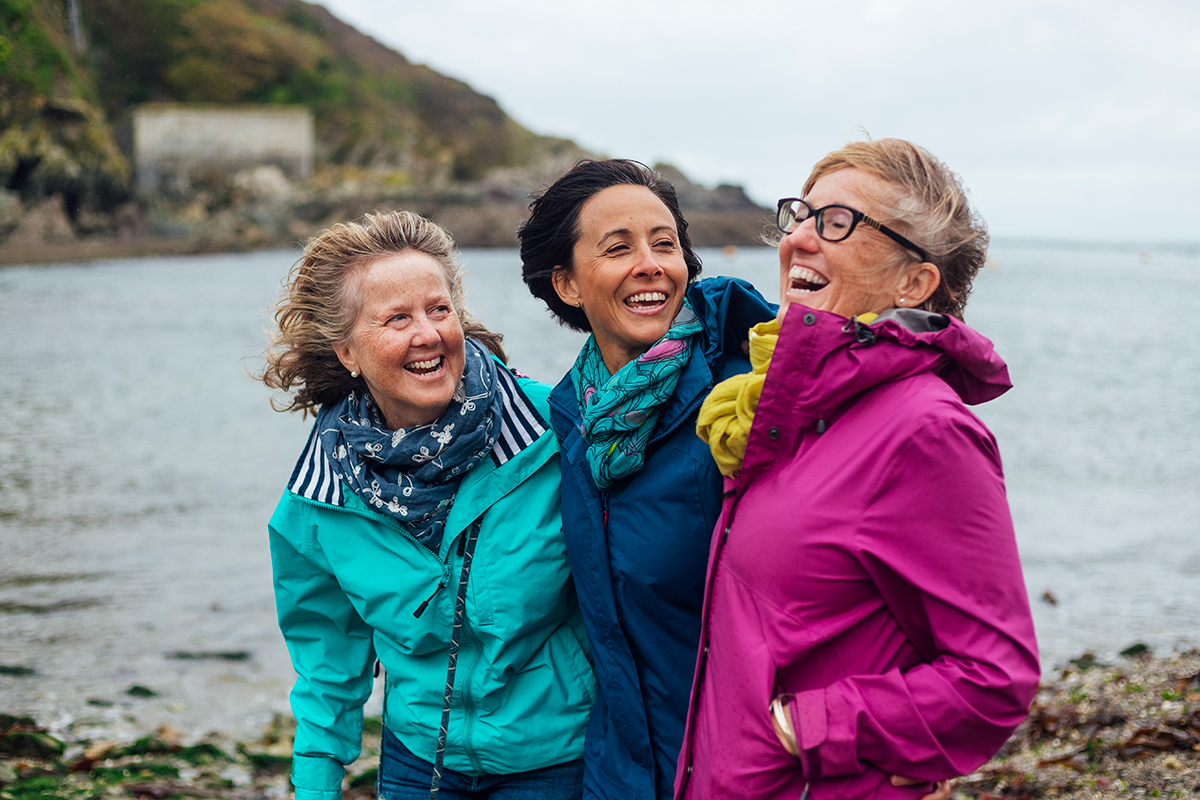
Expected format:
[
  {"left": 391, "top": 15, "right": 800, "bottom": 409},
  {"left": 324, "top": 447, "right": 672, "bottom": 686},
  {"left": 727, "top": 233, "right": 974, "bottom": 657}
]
[
  {"left": 519, "top": 159, "right": 776, "bottom": 800},
  {"left": 259, "top": 210, "right": 594, "bottom": 800},
  {"left": 521, "top": 159, "right": 958, "bottom": 800},
  {"left": 675, "top": 139, "right": 1039, "bottom": 799}
]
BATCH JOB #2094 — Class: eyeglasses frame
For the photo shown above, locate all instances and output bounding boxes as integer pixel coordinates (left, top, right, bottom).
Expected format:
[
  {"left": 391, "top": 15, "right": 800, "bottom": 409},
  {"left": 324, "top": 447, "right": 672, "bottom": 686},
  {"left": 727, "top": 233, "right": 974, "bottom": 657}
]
[{"left": 775, "top": 197, "right": 929, "bottom": 263}]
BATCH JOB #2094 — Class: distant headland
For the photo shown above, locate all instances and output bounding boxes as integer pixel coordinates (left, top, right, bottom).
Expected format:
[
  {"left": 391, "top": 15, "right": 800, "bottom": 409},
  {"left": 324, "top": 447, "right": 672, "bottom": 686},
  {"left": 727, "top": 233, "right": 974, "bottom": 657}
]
[{"left": 0, "top": 0, "right": 771, "bottom": 264}]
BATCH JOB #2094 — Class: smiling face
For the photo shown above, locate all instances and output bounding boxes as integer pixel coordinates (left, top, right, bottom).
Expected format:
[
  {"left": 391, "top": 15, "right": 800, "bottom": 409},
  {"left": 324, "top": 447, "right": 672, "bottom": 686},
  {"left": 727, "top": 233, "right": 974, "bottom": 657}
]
[
  {"left": 334, "top": 251, "right": 466, "bottom": 430},
  {"left": 552, "top": 184, "right": 690, "bottom": 374},
  {"left": 778, "top": 168, "right": 933, "bottom": 322}
]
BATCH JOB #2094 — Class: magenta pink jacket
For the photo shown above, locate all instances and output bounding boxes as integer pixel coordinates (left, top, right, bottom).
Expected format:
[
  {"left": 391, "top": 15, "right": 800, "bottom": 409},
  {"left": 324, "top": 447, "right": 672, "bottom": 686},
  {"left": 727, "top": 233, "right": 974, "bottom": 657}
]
[{"left": 674, "top": 306, "right": 1039, "bottom": 800}]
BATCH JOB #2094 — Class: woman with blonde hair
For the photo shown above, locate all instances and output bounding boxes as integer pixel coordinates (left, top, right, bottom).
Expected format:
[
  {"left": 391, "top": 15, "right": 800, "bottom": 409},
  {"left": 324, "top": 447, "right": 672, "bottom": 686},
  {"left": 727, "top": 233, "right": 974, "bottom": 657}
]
[
  {"left": 259, "top": 210, "right": 594, "bottom": 800},
  {"left": 675, "top": 139, "right": 1039, "bottom": 799}
]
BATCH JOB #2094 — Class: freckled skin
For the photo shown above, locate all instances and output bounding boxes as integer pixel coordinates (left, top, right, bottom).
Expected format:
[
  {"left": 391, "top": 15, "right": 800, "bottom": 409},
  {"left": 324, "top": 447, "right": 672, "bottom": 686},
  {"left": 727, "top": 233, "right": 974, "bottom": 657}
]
[
  {"left": 778, "top": 169, "right": 937, "bottom": 322},
  {"left": 552, "top": 185, "right": 690, "bottom": 375},
  {"left": 334, "top": 252, "right": 466, "bottom": 430}
]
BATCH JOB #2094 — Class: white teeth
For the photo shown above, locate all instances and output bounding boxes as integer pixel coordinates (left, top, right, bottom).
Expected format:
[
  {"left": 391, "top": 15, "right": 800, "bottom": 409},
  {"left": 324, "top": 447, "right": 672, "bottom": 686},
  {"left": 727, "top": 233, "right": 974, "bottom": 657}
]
[
  {"left": 407, "top": 357, "right": 442, "bottom": 371},
  {"left": 626, "top": 291, "right": 667, "bottom": 304},
  {"left": 788, "top": 267, "right": 828, "bottom": 289}
]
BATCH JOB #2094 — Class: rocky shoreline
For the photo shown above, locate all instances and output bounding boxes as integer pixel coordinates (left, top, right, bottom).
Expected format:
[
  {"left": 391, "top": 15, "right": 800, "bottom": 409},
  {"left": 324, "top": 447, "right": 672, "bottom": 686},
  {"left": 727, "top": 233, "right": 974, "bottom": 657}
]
[
  {"left": 0, "top": 164, "right": 775, "bottom": 267},
  {"left": 960, "top": 649, "right": 1200, "bottom": 799},
  {"left": 3, "top": 650, "right": 1197, "bottom": 799}
]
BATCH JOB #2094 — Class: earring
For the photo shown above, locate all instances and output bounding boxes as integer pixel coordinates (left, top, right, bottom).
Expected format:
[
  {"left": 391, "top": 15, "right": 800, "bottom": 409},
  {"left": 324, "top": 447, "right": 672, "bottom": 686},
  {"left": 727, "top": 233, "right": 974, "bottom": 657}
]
[
  {"left": 897, "top": 298, "right": 906, "bottom": 305},
  {"left": 351, "top": 371, "right": 359, "bottom": 378},
  {"left": 575, "top": 301, "right": 582, "bottom": 308}
]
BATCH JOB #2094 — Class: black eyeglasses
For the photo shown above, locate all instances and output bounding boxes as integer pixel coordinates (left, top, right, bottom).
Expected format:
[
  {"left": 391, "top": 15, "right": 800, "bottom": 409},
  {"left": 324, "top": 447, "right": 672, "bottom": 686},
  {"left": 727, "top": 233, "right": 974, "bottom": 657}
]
[{"left": 776, "top": 198, "right": 929, "bottom": 263}]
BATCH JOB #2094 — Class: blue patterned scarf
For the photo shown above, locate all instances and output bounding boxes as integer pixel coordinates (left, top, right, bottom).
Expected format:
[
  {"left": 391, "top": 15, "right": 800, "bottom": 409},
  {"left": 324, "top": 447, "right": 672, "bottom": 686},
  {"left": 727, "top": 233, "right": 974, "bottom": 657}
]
[
  {"left": 571, "top": 299, "right": 704, "bottom": 490},
  {"left": 315, "top": 339, "right": 504, "bottom": 551}
]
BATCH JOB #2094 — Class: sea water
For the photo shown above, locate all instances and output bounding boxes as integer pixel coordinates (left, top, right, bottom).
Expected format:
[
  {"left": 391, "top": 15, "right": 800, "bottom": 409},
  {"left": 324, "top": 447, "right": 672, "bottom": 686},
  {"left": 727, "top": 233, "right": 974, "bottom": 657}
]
[{"left": 1, "top": 242, "right": 1198, "bottom": 739}]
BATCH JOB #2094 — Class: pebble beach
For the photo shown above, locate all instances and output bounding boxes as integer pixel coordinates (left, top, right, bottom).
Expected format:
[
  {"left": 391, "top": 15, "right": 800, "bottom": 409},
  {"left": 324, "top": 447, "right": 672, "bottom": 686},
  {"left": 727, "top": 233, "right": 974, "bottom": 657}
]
[{"left": 3, "top": 649, "right": 1198, "bottom": 799}]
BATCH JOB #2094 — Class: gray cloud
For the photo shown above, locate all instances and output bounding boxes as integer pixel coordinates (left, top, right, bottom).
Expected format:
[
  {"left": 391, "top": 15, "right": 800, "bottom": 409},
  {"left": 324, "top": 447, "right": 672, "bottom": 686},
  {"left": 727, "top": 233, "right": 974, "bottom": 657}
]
[{"left": 323, "top": 0, "right": 1200, "bottom": 241}]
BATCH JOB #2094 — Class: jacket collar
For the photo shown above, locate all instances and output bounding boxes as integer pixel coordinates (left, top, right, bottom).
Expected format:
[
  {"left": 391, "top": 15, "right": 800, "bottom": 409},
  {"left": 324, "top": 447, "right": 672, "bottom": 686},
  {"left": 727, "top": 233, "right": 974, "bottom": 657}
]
[
  {"left": 291, "top": 365, "right": 553, "bottom": 541},
  {"left": 733, "top": 305, "right": 1010, "bottom": 486},
  {"left": 753, "top": 304, "right": 1010, "bottom": 430}
]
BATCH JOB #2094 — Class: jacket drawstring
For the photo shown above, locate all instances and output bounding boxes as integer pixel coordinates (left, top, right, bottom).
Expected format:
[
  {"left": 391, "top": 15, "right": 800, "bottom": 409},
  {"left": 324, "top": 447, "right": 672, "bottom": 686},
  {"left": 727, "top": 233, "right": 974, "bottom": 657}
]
[{"left": 429, "top": 518, "right": 482, "bottom": 799}]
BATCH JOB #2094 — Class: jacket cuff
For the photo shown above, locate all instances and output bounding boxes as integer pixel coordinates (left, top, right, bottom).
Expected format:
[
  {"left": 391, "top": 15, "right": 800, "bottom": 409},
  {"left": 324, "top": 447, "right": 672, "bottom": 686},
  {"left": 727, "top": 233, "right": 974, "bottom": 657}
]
[
  {"left": 291, "top": 753, "right": 346, "bottom": 800},
  {"left": 790, "top": 687, "right": 862, "bottom": 779}
]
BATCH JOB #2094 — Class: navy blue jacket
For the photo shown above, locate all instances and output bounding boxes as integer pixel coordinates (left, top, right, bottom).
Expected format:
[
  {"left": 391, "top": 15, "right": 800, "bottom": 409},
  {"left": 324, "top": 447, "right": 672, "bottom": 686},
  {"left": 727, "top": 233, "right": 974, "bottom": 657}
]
[{"left": 548, "top": 276, "right": 776, "bottom": 800}]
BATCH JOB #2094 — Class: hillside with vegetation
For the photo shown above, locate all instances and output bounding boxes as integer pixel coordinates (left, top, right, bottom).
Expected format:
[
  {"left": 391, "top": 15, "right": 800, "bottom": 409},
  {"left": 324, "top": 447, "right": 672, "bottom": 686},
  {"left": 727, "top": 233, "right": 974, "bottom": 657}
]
[{"left": 0, "top": 0, "right": 768, "bottom": 260}]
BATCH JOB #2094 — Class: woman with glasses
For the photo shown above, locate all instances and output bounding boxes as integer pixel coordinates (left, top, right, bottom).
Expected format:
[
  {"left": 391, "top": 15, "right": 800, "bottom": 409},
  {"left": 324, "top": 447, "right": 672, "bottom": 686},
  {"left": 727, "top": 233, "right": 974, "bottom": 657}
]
[
  {"left": 674, "top": 139, "right": 1039, "bottom": 799},
  {"left": 519, "top": 159, "right": 950, "bottom": 800}
]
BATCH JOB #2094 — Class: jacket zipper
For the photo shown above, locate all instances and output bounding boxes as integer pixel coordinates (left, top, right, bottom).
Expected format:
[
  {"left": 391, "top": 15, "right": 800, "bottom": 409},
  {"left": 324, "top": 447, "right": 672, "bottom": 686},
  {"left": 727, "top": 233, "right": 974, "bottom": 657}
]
[
  {"left": 646, "top": 390, "right": 707, "bottom": 446},
  {"left": 459, "top": 606, "right": 485, "bottom": 772}
]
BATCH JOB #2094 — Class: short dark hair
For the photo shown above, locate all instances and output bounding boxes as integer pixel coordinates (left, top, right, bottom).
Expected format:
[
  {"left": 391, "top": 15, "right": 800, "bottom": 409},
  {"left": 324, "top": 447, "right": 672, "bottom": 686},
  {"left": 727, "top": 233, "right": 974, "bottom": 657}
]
[{"left": 519, "top": 159, "right": 703, "bottom": 332}]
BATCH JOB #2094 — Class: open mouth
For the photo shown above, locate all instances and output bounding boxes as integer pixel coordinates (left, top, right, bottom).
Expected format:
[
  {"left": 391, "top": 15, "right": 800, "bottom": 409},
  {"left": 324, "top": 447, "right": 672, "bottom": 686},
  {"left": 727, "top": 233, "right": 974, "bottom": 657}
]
[
  {"left": 788, "top": 267, "right": 829, "bottom": 294},
  {"left": 405, "top": 356, "right": 443, "bottom": 376},
  {"left": 625, "top": 291, "right": 668, "bottom": 309}
]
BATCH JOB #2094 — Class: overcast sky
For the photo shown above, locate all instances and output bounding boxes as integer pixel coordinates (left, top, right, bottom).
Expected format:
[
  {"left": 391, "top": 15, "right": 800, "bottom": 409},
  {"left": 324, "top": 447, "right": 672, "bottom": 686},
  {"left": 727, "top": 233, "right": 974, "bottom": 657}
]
[{"left": 318, "top": 0, "right": 1199, "bottom": 243}]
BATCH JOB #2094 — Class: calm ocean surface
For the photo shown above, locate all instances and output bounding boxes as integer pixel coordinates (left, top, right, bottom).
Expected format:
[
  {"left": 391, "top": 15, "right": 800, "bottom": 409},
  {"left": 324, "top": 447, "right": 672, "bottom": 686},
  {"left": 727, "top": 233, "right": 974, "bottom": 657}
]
[{"left": 2, "top": 241, "right": 1198, "bottom": 740}]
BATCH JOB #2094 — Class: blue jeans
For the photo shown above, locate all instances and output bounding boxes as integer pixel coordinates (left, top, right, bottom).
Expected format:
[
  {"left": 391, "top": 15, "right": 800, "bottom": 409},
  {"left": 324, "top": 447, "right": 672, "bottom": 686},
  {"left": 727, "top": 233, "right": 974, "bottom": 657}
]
[{"left": 377, "top": 727, "right": 584, "bottom": 800}]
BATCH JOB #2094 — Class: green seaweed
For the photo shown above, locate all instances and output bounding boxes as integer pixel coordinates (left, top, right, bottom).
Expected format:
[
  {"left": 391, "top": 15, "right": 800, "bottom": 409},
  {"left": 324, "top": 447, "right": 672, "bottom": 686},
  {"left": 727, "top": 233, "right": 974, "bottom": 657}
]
[
  {"left": 89, "top": 766, "right": 132, "bottom": 783},
  {"left": 0, "top": 731, "right": 65, "bottom": 759},
  {"left": 0, "top": 574, "right": 103, "bottom": 589},
  {"left": 176, "top": 743, "right": 229, "bottom": 764},
  {"left": 6, "top": 775, "right": 73, "bottom": 800},
  {"left": 241, "top": 751, "right": 291, "bottom": 774},
  {"left": 0, "top": 665, "right": 35, "bottom": 676},
  {"left": 1120, "top": 642, "right": 1151, "bottom": 657},
  {"left": 349, "top": 767, "right": 376, "bottom": 788},
  {"left": 0, "top": 713, "right": 37, "bottom": 729},
  {"left": 0, "top": 599, "right": 103, "bottom": 614},
  {"left": 165, "top": 651, "right": 250, "bottom": 662},
  {"left": 130, "top": 763, "right": 180, "bottom": 779},
  {"left": 114, "top": 736, "right": 173, "bottom": 756}
]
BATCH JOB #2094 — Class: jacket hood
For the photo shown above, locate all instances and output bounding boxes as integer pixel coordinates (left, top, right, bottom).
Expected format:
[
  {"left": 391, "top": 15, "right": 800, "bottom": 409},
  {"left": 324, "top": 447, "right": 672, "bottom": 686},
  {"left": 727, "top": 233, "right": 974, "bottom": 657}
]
[
  {"left": 861, "top": 307, "right": 1011, "bottom": 405},
  {"left": 761, "top": 305, "right": 1011, "bottom": 433},
  {"left": 689, "top": 276, "right": 780, "bottom": 368}
]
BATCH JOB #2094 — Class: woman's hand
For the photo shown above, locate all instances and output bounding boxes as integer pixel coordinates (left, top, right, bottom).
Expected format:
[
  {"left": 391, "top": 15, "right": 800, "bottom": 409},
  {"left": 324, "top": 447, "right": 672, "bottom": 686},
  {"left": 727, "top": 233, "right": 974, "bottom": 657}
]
[
  {"left": 772, "top": 696, "right": 954, "bottom": 799},
  {"left": 769, "top": 695, "right": 799, "bottom": 756}
]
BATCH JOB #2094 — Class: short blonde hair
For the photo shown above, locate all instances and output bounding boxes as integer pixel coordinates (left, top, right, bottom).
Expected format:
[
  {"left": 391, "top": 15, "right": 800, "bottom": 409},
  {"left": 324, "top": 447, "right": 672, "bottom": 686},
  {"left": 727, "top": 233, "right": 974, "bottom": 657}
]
[
  {"left": 258, "top": 210, "right": 505, "bottom": 415},
  {"left": 803, "top": 138, "right": 988, "bottom": 320}
]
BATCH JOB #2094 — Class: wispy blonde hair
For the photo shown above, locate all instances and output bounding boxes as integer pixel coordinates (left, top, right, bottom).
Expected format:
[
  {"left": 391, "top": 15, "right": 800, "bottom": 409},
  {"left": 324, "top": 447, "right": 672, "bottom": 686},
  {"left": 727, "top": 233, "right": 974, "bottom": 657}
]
[
  {"left": 257, "top": 210, "right": 505, "bottom": 415},
  {"left": 803, "top": 138, "right": 988, "bottom": 320}
]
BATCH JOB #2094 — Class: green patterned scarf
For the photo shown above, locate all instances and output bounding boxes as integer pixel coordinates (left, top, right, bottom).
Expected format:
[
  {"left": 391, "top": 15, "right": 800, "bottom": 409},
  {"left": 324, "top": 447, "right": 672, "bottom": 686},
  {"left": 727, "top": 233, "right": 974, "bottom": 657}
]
[{"left": 570, "top": 299, "right": 704, "bottom": 490}]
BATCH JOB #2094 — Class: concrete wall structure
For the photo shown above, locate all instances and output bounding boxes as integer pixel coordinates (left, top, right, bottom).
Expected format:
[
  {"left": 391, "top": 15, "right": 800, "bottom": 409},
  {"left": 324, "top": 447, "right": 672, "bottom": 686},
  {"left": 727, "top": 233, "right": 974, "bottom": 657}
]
[{"left": 131, "top": 105, "right": 314, "bottom": 194}]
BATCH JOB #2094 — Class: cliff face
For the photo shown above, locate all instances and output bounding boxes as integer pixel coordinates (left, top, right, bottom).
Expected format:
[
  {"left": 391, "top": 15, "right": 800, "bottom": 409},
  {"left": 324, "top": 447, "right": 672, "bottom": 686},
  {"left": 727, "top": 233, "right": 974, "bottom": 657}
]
[
  {"left": 0, "top": 0, "right": 769, "bottom": 259},
  {"left": 0, "top": 0, "right": 131, "bottom": 237},
  {"left": 1, "top": 0, "right": 593, "bottom": 247},
  {"left": 77, "top": 0, "right": 571, "bottom": 184}
]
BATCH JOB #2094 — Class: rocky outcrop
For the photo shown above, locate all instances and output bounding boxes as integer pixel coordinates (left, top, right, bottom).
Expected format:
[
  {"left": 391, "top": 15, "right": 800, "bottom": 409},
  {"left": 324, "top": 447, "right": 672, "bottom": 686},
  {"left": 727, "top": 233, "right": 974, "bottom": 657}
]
[
  {"left": 0, "top": 0, "right": 770, "bottom": 261},
  {"left": 1, "top": 156, "right": 771, "bottom": 262},
  {"left": 654, "top": 163, "right": 763, "bottom": 213}
]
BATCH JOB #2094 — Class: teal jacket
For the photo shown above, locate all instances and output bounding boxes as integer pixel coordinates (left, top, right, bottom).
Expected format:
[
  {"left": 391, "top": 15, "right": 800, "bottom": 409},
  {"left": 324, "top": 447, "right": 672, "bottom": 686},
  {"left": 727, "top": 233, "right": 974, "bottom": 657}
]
[{"left": 268, "top": 369, "right": 596, "bottom": 800}]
